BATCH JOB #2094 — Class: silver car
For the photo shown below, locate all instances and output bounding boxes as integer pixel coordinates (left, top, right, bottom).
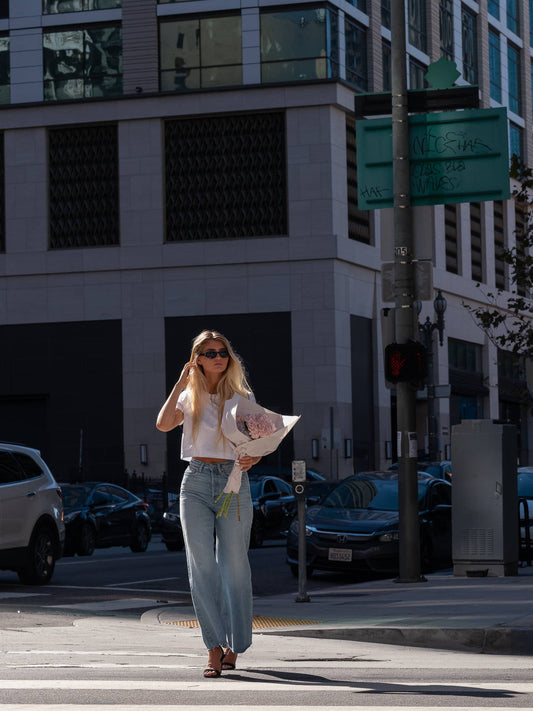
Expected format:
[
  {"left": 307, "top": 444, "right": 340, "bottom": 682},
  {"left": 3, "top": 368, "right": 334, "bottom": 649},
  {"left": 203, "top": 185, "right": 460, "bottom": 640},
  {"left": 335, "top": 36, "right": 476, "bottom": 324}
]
[{"left": 0, "top": 443, "right": 65, "bottom": 584}]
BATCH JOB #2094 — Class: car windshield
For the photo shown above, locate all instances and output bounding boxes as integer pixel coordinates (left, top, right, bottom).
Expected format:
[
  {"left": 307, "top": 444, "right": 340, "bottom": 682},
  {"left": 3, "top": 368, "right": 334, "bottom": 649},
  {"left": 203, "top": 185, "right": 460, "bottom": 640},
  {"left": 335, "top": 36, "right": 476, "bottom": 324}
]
[
  {"left": 321, "top": 478, "right": 427, "bottom": 511},
  {"left": 518, "top": 473, "right": 533, "bottom": 498},
  {"left": 62, "top": 485, "right": 90, "bottom": 507}
]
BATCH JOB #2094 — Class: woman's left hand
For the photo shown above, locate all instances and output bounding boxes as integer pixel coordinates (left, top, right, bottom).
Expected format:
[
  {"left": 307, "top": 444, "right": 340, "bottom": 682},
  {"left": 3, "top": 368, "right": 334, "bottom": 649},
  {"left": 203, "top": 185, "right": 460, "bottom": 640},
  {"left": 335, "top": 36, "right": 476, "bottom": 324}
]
[{"left": 238, "top": 455, "right": 261, "bottom": 472}]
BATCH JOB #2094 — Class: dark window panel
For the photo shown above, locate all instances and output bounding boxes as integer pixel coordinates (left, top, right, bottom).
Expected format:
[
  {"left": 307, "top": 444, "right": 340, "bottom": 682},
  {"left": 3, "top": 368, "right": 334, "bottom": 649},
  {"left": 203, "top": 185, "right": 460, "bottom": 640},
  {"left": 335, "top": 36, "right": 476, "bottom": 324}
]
[
  {"left": 48, "top": 124, "right": 119, "bottom": 249},
  {"left": 165, "top": 113, "right": 287, "bottom": 241}
]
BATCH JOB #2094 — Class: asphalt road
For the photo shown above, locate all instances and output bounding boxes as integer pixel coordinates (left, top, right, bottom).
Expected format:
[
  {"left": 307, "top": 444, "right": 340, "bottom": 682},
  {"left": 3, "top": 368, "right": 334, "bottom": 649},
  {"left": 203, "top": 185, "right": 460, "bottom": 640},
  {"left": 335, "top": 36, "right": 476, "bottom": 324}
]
[{"left": 0, "top": 537, "right": 532, "bottom": 709}]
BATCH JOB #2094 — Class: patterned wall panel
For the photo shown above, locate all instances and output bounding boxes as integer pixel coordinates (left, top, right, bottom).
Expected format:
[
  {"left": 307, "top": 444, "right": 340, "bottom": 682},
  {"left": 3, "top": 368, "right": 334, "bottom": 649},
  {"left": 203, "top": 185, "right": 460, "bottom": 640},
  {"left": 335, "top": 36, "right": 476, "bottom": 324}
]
[
  {"left": 165, "top": 112, "right": 287, "bottom": 241},
  {"left": 48, "top": 124, "right": 119, "bottom": 249}
]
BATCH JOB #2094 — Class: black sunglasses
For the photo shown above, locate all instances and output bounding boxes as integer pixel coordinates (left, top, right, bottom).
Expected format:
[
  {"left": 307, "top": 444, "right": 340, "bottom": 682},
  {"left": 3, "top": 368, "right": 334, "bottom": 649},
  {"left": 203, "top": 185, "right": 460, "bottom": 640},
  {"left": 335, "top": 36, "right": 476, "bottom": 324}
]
[{"left": 200, "top": 349, "right": 230, "bottom": 359}]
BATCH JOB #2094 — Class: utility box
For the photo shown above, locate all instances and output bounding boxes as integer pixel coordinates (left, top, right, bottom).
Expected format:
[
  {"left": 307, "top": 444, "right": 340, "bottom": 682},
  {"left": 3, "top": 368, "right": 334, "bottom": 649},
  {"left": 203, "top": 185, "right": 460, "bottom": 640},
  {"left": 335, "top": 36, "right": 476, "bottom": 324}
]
[{"left": 451, "top": 420, "right": 518, "bottom": 577}]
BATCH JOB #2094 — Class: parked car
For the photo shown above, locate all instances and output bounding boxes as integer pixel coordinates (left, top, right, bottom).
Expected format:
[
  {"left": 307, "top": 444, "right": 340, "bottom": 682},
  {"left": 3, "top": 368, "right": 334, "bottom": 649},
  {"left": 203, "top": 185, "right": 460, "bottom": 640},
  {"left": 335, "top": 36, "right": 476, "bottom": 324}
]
[
  {"left": 161, "top": 500, "right": 184, "bottom": 551},
  {"left": 517, "top": 469, "right": 533, "bottom": 561},
  {"left": 0, "top": 442, "right": 65, "bottom": 584},
  {"left": 250, "top": 464, "right": 332, "bottom": 504},
  {"left": 286, "top": 470, "right": 452, "bottom": 578},
  {"left": 249, "top": 474, "right": 297, "bottom": 548},
  {"left": 60, "top": 482, "right": 151, "bottom": 556}
]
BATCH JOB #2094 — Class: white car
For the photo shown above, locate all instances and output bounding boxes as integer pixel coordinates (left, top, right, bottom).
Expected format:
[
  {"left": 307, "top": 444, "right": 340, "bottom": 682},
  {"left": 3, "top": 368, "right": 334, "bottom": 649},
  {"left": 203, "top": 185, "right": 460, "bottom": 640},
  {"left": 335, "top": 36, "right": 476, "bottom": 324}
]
[{"left": 0, "top": 443, "right": 65, "bottom": 584}]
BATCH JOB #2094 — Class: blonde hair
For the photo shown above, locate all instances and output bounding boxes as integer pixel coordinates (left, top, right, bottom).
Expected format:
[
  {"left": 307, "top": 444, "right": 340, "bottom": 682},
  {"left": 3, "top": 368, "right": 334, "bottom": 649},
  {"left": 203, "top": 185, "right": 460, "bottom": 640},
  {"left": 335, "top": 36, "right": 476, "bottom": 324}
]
[{"left": 186, "top": 330, "right": 252, "bottom": 441}]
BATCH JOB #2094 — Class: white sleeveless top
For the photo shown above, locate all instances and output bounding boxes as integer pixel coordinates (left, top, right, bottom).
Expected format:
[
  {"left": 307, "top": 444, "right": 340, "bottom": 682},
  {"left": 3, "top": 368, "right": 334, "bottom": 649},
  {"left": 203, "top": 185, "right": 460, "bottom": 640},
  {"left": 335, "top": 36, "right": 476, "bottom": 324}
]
[{"left": 176, "top": 389, "right": 254, "bottom": 461}]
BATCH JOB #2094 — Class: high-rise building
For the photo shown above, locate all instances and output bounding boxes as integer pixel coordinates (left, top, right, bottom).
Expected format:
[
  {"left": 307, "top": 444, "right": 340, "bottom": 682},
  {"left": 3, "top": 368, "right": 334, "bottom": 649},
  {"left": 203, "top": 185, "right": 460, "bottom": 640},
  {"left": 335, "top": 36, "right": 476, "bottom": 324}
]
[{"left": 0, "top": 0, "right": 531, "bottom": 485}]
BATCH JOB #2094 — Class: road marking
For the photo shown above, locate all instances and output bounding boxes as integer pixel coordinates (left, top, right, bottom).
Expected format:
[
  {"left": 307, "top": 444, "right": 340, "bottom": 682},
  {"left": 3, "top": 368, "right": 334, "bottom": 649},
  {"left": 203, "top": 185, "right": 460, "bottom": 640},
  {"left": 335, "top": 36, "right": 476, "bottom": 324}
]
[
  {"left": 0, "top": 592, "right": 44, "bottom": 599},
  {"left": 0, "top": 680, "right": 532, "bottom": 693},
  {"left": 47, "top": 584, "right": 190, "bottom": 594},
  {"left": 48, "top": 598, "right": 175, "bottom": 611},
  {"left": 107, "top": 577, "right": 181, "bottom": 586}
]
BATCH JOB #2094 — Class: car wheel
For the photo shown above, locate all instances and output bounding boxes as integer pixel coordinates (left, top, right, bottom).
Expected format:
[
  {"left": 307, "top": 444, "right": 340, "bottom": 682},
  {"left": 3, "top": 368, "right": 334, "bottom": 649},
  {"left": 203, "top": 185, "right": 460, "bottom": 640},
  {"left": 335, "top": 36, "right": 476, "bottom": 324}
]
[
  {"left": 164, "top": 540, "right": 184, "bottom": 552},
  {"left": 130, "top": 522, "right": 150, "bottom": 552},
  {"left": 249, "top": 518, "right": 264, "bottom": 548},
  {"left": 290, "top": 563, "right": 313, "bottom": 579},
  {"left": 77, "top": 523, "right": 96, "bottom": 556},
  {"left": 17, "top": 524, "right": 57, "bottom": 585}
]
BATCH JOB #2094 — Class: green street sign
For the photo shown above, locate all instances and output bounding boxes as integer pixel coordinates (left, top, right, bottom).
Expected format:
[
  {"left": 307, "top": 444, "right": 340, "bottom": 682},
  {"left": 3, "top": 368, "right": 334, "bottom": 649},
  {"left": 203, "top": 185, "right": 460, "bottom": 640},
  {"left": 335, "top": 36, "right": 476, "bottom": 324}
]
[{"left": 356, "top": 107, "right": 510, "bottom": 209}]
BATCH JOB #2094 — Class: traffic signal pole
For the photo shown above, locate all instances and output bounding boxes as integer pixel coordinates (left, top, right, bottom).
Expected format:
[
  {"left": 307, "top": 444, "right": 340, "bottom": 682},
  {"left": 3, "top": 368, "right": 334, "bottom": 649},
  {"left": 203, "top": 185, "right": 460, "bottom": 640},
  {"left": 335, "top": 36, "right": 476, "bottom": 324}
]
[{"left": 391, "top": 0, "right": 425, "bottom": 583}]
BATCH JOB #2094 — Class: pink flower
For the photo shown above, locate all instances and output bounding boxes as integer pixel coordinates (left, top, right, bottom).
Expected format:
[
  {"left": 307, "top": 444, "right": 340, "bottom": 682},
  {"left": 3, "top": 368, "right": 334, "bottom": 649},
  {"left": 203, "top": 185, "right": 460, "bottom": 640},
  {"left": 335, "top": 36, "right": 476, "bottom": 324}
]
[{"left": 241, "top": 413, "right": 276, "bottom": 439}]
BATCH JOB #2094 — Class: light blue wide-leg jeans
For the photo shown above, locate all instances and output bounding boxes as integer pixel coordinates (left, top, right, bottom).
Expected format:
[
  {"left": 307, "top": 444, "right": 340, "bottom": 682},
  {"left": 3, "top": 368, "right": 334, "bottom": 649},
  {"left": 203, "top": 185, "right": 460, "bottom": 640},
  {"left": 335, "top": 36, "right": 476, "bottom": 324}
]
[{"left": 179, "top": 459, "right": 253, "bottom": 653}]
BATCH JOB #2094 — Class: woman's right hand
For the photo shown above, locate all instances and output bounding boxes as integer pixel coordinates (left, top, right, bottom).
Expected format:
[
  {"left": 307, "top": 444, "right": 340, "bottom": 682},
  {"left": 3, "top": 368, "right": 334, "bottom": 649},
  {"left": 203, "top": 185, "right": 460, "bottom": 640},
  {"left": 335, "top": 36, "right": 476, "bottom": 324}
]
[{"left": 176, "top": 358, "right": 197, "bottom": 390}]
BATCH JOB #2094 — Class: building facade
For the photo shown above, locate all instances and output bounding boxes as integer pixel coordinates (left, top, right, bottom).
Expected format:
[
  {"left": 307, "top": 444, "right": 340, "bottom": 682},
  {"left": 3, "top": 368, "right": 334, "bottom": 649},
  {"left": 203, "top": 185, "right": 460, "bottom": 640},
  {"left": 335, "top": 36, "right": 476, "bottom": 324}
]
[{"left": 0, "top": 0, "right": 531, "bottom": 487}]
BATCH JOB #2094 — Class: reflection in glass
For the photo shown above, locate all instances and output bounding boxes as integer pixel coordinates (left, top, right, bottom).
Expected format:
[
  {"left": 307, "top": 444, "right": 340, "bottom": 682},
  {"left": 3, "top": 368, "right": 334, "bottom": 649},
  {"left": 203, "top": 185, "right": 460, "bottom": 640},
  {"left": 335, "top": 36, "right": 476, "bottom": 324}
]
[
  {"left": 43, "top": 0, "right": 121, "bottom": 13},
  {"left": 261, "top": 7, "right": 339, "bottom": 83},
  {"left": 461, "top": 7, "right": 477, "bottom": 84},
  {"left": 43, "top": 25, "right": 122, "bottom": 101},
  {"left": 345, "top": 17, "right": 367, "bottom": 91},
  {"left": 160, "top": 15, "right": 242, "bottom": 91},
  {"left": 0, "top": 36, "right": 9, "bottom": 105}
]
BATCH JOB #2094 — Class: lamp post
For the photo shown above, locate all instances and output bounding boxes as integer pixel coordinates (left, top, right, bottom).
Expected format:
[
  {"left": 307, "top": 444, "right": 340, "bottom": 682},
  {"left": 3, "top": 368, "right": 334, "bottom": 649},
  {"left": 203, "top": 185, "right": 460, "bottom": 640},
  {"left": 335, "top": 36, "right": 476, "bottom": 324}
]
[{"left": 414, "top": 290, "right": 447, "bottom": 463}]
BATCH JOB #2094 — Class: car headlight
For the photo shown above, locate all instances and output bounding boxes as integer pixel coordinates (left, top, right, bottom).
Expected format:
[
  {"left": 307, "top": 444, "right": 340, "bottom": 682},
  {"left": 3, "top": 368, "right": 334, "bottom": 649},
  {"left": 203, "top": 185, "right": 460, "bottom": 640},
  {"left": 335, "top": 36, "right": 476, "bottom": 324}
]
[
  {"left": 289, "top": 520, "right": 314, "bottom": 536},
  {"left": 378, "top": 531, "right": 399, "bottom": 542},
  {"left": 163, "top": 512, "right": 179, "bottom": 522}
]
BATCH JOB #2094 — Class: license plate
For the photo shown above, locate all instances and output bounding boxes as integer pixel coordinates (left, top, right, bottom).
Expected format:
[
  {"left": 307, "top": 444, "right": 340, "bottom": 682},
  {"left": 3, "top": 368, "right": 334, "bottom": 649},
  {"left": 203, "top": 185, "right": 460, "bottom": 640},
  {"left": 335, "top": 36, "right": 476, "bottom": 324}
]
[{"left": 328, "top": 547, "right": 352, "bottom": 562}]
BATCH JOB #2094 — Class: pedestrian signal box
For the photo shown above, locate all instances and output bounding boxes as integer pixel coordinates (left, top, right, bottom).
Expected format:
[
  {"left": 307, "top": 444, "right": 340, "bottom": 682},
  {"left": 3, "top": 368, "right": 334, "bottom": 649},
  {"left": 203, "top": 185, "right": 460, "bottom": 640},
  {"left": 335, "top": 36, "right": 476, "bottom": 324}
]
[{"left": 385, "top": 342, "right": 428, "bottom": 384}]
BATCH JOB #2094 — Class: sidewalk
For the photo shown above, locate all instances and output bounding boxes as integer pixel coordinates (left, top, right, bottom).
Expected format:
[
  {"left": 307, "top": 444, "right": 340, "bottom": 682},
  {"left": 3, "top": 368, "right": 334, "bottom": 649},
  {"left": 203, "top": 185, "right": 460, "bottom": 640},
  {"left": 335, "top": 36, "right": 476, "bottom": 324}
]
[{"left": 149, "top": 566, "right": 533, "bottom": 655}]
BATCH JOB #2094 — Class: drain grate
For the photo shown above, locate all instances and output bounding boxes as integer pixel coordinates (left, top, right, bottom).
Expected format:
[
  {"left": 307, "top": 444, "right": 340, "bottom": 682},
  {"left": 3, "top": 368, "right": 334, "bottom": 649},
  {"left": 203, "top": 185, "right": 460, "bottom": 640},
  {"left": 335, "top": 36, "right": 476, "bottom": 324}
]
[{"left": 167, "top": 616, "right": 320, "bottom": 629}]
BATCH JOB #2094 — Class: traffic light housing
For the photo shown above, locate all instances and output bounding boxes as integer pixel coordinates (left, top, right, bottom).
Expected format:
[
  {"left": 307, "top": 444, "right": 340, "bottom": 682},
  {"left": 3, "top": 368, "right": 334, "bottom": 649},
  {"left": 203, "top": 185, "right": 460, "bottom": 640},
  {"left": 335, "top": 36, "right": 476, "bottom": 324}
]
[{"left": 385, "top": 342, "right": 428, "bottom": 384}]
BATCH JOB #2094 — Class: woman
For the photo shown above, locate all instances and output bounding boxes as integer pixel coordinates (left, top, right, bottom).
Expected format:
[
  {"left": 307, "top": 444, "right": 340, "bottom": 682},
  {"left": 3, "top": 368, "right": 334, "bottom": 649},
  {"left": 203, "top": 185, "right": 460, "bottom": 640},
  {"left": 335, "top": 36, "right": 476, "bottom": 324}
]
[{"left": 156, "top": 330, "right": 260, "bottom": 678}]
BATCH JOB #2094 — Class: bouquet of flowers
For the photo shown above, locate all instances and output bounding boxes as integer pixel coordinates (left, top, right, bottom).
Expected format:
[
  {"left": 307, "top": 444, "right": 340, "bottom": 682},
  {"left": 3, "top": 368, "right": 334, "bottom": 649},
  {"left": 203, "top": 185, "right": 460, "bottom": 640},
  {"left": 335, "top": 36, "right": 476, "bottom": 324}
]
[{"left": 215, "top": 394, "right": 301, "bottom": 518}]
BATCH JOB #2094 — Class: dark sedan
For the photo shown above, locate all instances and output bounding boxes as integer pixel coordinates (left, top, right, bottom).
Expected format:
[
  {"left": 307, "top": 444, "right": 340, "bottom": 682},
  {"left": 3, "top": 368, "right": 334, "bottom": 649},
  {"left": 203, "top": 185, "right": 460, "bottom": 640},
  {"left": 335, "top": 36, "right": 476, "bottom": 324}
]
[
  {"left": 160, "top": 475, "right": 295, "bottom": 551},
  {"left": 161, "top": 500, "right": 184, "bottom": 551},
  {"left": 518, "top": 469, "right": 533, "bottom": 562},
  {"left": 249, "top": 475, "right": 297, "bottom": 548},
  {"left": 286, "top": 471, "right": 452, "bottom": 577},
  {"left": 61, "top": 482, "right": 152, "bottom": 556}
]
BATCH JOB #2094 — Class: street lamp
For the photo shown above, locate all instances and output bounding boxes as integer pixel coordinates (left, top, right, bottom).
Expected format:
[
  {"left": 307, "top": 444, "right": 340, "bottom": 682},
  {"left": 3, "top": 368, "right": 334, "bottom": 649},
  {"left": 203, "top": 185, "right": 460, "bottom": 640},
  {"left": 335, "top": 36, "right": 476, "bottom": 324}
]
[{"left": 414, "top": 290, "right": 447, "bottom": 462}]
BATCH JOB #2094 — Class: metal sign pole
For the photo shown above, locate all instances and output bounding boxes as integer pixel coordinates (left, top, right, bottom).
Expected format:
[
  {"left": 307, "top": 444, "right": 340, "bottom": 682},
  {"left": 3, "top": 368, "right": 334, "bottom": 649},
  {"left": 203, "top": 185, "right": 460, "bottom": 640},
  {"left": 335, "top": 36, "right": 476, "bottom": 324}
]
[{"left": 391, "top": 0, "right": 425, "bottom": 583}]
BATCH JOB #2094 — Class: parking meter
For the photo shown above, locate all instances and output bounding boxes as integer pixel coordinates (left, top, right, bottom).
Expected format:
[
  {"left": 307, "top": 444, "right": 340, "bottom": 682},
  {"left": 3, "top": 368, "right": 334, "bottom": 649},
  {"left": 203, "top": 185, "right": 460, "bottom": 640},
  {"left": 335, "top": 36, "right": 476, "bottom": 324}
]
[
  {"left": 291, "top": 460, "right": 307, "bottom": 499},
  {"left": 292, "top": 460, "right": 310, "bottom": 602}
]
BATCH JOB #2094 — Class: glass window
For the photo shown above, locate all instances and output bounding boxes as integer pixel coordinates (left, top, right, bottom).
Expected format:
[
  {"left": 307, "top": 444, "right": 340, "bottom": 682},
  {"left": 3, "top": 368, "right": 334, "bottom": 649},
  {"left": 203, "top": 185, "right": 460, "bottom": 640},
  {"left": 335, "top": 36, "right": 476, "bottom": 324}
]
[
  {"left": 489, "top": 29, "right": 501, "bottom": 102},
  {"left": 345, "top": 0, "right": 366, "bottom": 10},
  {"left": 461, "top": 5, "right": 477, "bottom": 84},
  {"left": 507, "top": 42, "right": 521, "bottom": 115},
  {"left": 506, "top": 0, "right": 519, "bottom": 34},
  {"left": 43, "top": 25, "right": 122, "bottom": 101},
  {"left": 382, "top": 40, "right": 391, "bottom": 91},
  {"left": 409, "top": 57, "right": 426, "bottom": 89},
  {"left": 488, "top": 0, "right": 500, "bottom": 19},
  {"left": 531, "top": 61, "right": 533, "bottom": 116},
  {"left": 509, "top": 122, "right": 522, "bottom": 162},
  {"left": 0, "top": 0, "right": 7, "bottom": 19},
  {"left": 43, "top": 0, "right": 121, "bottom": 12},
  {"left": 449, "top": 339, "right": 482, "bottom": 372},
  {"left": 345, "top": 17, "right": 367, "bottom": 92},
  {"left": 408, "top": 0, "right": 426, "bottom": 52},
  {"left": 440, "top": 0, "right": 454, "bottom": 61},
  {"left": 530, "top": 0, "right": 533, "bottom": 46},
  {"left": 260, "top": 7, "right": 339, "bottom": 84},
  {"left": 160, "top": 15, "right": 242, "bottom": 91},
  {"left": 381, "top": 0, "right": 391, "bottom": 29},
  {"left": 0, "top": 35, "right": 9, "bottom": 105},
  {"left": 12, "top": 452, "right": 43, "bottom": 479},
  {"left": 0, "top": 452, "right": 25, "bottom": 484}
]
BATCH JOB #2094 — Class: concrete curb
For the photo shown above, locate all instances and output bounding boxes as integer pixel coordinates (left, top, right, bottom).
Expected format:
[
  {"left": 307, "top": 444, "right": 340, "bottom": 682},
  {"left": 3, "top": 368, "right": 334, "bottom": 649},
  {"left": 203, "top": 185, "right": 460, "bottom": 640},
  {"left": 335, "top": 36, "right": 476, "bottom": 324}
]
[{"left": 263, "top": 625, "right": 533, "bottom": 655}]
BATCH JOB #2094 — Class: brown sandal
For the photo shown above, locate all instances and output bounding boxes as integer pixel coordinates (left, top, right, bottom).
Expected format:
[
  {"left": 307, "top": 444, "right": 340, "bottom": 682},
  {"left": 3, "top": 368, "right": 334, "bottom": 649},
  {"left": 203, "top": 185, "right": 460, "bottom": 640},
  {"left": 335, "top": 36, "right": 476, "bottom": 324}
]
[
  {"left": 203, "top": 645, "right": 224, "bottom": 678},
  {"left": 221, "top": 647, "right": 237, "bottom": 670}
]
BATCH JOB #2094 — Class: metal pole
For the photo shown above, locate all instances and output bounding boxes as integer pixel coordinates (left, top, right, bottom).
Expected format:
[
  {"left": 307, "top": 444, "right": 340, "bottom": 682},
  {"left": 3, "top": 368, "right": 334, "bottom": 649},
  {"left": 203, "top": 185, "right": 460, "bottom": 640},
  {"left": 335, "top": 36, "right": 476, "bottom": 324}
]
[
  {"left": 295, "top": 496, "right": 310, "bottom": 602},
  {"left": 391, "top": 0, "right": 425, "bottom": 583}
]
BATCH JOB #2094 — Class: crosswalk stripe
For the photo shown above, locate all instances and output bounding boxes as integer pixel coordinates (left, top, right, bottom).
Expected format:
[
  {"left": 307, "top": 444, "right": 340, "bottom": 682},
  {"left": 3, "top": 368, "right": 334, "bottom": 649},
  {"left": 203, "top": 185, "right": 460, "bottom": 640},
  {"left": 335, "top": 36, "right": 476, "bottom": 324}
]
[
  {"left": 0, "top": 706, "right": 524, "bottom": 711},
  {"left": 0, "top": 680, "right": 531, "bottom": 693}
]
